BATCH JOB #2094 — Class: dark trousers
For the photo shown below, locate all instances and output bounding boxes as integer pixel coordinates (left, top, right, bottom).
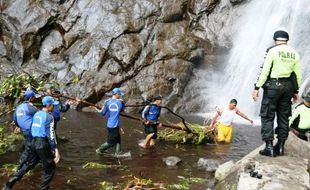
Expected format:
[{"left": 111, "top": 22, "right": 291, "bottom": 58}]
[
  {"left": 260, "top": 80, "right": 293, "bottom": 141},
  {"left": 12, "top": 138, "right": 56, "bottom": 190},
  {"left": 17, "top": 134, "right": 32, "bottom": 170},
  {"left": 107, "top": 127, "right": 121, "bottom": 146}
]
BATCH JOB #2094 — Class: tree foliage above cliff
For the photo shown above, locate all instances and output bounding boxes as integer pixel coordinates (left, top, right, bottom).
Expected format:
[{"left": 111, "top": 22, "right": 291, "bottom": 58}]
[{"left": 0, "top": 73, "right": 59, "bottom": 100}]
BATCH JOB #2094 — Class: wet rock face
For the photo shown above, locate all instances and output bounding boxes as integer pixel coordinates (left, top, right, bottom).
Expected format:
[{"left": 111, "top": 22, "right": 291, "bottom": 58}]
[{"left": 0, "top": 0, "right": 230, "bottom": 111}]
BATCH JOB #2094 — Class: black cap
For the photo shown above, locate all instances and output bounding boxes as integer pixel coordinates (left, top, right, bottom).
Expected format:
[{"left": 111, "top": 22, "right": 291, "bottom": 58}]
[
  {"left": 153, "top": 95, "right": 162, "bottom": 101},
  {"left": 273, "top": 30, "right": 289, "bottom": 41}
]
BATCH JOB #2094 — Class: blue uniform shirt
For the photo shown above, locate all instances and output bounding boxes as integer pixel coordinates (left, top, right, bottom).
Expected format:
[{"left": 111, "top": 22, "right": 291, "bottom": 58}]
[
  {"left": 100, "top": 99, "right": 124, "bottom": 128},
  {"left": 142, "top": 104, "right": 161, "bottom": 122},
  {"left": 31, "top": 110, "right": 57, "bottom": 150},
  {"left": 13, "top": 102, "right": 38, "bottom": 136},
  {"left": 51, "top": 101, "right": 70, "bottom": 121}
]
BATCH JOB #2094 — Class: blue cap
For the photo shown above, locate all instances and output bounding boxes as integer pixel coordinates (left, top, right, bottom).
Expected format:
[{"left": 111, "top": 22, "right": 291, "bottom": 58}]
[
  {"left": 24, "top": 89, "right": 40, "bottom": 99},
  {"left": 112, "top": 88, "right": 125, "bottom": 96},
  {"left": 42, "top": 96, "right": 59, "bottom": 106}
]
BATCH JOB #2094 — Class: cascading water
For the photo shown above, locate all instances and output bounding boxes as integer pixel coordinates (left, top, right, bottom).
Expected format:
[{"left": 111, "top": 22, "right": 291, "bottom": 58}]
[{"left": 204, "top": 0, "right": 310, "bottom": 119}]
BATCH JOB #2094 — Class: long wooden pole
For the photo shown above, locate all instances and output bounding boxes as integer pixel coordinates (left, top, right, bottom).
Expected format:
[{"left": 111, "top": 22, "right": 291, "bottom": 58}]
[{"left": 52, "top": 94, "right": 188, "bottom": 132}]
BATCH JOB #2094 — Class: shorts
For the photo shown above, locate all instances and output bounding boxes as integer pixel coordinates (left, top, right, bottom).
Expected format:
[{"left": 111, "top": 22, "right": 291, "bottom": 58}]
[
  {"left": 144, "top": 124, "right": 158, "bottom": 139},
  {"left": 216, "top": 123, "right": 233, "bottom": 143},
  {"left": 107, "top": 127, "right": 121, "bottom": 145}
]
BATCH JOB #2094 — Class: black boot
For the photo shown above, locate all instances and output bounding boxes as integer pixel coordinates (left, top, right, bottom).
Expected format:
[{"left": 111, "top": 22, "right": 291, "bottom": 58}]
[
  {"left": 259, "top": 141, "right": 274, "bottom": 157},
  {"left": 274, "top": 139, "right": 285, "bottom": 156},
  {"left": 2, "top": 176, "right": 18, "bottom": 190}
]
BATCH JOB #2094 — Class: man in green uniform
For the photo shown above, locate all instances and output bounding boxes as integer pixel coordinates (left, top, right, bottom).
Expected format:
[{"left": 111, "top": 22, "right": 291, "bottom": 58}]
[
  {"left": 252, "top": 30, "right": 302, "bottom": 157},
  {"left": 289, "top": 90, "right": 310, "bottom": 141}
]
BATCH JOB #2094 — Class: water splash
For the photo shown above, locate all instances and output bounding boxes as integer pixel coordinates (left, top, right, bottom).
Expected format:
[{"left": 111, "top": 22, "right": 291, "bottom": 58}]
[{"left": 205, "top": 0, "right": 310, "bottom": 118}]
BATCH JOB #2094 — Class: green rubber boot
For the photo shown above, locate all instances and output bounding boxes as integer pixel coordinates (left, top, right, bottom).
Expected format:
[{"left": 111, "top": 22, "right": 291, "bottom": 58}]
[
  {"left": 96, "top": 143, "right": 111, "bottom": 154},
  {"left": 115, "top": 143, "right": 121, "bottom": 156}
]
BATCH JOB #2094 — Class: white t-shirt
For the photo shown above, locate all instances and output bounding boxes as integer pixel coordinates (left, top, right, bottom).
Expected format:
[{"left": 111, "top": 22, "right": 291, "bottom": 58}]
[{"left": 219, "top": 107, "right": 237, "bottom": 126}]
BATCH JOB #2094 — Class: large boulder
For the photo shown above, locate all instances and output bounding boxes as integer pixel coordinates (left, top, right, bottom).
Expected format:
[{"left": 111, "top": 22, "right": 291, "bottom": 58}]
[
  {"left": 214, "top": 133, "right": 310, "bottom": 190},
  {"left": 0, "top": 0, "right": 213, "bottom": 111}
]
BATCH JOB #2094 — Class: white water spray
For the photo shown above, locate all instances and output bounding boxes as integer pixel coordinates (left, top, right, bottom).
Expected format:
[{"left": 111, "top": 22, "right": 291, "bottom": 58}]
[{"left": 205, "top": 0, "right": 310, "bottom": 118}]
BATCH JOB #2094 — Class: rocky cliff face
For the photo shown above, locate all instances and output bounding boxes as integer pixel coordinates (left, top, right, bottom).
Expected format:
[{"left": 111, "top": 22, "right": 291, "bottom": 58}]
[{"left": 0, "top": 0, "right": 246, "bottom": 111}]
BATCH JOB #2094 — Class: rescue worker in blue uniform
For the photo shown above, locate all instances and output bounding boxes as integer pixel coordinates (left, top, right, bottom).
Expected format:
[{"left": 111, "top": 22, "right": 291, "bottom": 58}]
[
  {"left": 141, "top": 95, "right": 162, "bottom": 148},
  {"left": 3, "top": 96, "right": 61, "bottom": 190},
  {"left": 13, "top": 89, "right": 39, "bottom": 170},
  {"left": 95, "top": 88, "right": 125, "bottom": 155},
  {"left": 50, "top": 90, "right": 70, "bottom": 137}
]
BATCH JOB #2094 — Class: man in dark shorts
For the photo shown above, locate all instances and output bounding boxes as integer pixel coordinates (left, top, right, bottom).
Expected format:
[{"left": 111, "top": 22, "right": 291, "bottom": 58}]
[
  {"left": 141, "top": 95, "right": 162, "bottom": 148},
  {"left": 95, "top": 88, "right": 125, "bottom": 155}
]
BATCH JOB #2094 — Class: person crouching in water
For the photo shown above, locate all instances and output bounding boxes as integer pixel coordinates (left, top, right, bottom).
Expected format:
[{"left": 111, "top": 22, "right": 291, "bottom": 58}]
[
  {"left": 141, "top": 95, "right": 162, "bottom": 148},
  {"left": 3, "top": 96, "right": 60, "bottom": 190},
  {"left": 95, "top": 88, "right": 125, "bottom": 156},
  {"left": 209, "top": 99, "right": 253, "bottom": 143},
  {"left": 289, "top": 90, "right": 310, "bottom": 142}
]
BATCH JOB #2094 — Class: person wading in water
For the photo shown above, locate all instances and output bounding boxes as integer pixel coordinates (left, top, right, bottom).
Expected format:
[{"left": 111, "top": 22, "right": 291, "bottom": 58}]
[
  {"left": 209, "top": 99, "right": 253, "bottom": 143},
  {"left": 95, "top": 88, "right": 125, "bottom": 156},
  {"left": 141, "top": 95, "right": 162, "bottom": 148}
]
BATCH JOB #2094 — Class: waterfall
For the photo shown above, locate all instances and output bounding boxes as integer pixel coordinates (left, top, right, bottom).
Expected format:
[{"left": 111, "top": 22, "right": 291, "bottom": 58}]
[{"left": 204, "top": 0, "right": 310, "bottom": 118}]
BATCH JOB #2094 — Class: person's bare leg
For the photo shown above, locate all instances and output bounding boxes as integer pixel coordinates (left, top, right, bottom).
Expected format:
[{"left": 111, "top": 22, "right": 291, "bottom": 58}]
[
  {"left": 150, "top": 139, "right": 156, "bottom": 146},
  {"left": 143, "top": 133, "right": 154, "bottom": 148}
]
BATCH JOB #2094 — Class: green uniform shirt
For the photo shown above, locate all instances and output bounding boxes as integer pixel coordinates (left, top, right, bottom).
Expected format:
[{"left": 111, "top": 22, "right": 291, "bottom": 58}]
[
  {"left": 256, "top": 44, "right": 302, "bottom": 88},
  {"left": 289, "top": 103, "right": 310, "bottom": 130}
]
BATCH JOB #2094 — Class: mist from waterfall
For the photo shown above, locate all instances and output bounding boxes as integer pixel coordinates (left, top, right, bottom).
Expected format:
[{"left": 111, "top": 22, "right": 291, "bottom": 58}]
[{"left": 204, "top": 0, "right": 310, "bottom": 119}]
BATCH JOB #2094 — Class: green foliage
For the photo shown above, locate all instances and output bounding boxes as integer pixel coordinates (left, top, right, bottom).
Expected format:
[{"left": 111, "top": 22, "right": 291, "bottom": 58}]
[
  {"left": 99, "top": 181, "right": 121, "bottom": 190},
  {"left": 159, "top": 122, "right": 211, "bottom": 145},
  {"left": 167, "top": 177, "right": 206, "bottom": 190},
  {"left": 71, "top": 76, "right": 80, "bottom": 84},
  {"left": 82, "top": 162, "right": 125, "bottom": 169},
  {"left": 0, "top": 124, "right": 24, "bottom": 155},
  {"left": 0, "top": 163, "right": 32, "bottom": 176},
  {"left": 1, "top": 164, "right": 18, "bottom": 175},
  {"left": 0, "top": 73, "right": 59, "bottom": 99}
]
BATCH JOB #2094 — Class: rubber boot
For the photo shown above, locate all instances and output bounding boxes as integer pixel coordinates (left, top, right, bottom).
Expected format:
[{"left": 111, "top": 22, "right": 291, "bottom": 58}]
[
  {"left": 259, "top": 141, "right": 274, "bottom": 157},
  {"left": 2, "top": 176, "right": 19, "bottom": 190},
  {"left": 96, "top": 142, "right": 111, "bottom": 154},
  {"left": 115, "top": 143, "right": 121, "bottom": 156},
  {"left": 274, "top": 139, "right": 285, "bottom": 156}
]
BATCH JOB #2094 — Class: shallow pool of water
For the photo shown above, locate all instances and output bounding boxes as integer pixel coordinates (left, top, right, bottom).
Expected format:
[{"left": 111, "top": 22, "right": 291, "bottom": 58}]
[{"left": 0, "top": 110, "right": 261, "bottom": 189}]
